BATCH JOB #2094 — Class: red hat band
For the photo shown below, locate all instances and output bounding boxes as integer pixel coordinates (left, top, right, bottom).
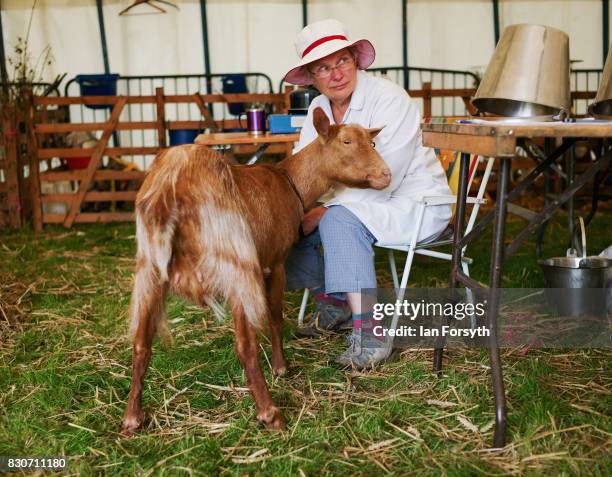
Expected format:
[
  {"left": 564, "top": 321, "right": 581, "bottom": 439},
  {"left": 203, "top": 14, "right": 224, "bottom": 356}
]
[{"left": 302, "top": 35, "right": 348, "bottom": 58}]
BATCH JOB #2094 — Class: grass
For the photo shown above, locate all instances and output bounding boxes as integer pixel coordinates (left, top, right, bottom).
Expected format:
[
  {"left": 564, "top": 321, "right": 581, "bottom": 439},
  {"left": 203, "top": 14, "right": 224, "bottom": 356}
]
[{"left": 0, "top": 204, "right": 611, "bottom": 476}]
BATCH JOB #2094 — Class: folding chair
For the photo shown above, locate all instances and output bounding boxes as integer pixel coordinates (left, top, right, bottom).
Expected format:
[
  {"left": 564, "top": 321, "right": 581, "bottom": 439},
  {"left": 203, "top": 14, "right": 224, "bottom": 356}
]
[
  {"left": 378, "top": 153, "right": 494, "bottom": 295},
  {"left": 296, "top": 153, "right": 494, "bottom": 326}
]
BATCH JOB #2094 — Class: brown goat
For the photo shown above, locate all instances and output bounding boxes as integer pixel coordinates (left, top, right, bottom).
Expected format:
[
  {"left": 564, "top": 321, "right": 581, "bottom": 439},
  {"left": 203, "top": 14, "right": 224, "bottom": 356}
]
[{"left": 122, "top": 107, "right": 391, "bottom": 435}]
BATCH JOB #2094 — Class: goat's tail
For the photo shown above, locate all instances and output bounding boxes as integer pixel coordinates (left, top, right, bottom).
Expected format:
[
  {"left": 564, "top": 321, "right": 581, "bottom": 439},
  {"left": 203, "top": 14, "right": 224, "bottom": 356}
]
[
  {"left": 134, "top": 211, "right": 177, "bottom": 283},
  {"left": 127, "top": 147, "right": 187, "bottom": 343},
  {"left": 135, "top": 147, "right": 186, "bottom": 283},
  {"left": 128, "top": 256, "right": 173, "bottom": 347}
]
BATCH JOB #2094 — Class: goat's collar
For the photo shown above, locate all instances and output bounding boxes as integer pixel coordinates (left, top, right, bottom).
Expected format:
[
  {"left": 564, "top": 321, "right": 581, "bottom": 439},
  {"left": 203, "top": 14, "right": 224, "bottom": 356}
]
[{"left": 276, "top": 167, "right": 305, "bottom": 213}]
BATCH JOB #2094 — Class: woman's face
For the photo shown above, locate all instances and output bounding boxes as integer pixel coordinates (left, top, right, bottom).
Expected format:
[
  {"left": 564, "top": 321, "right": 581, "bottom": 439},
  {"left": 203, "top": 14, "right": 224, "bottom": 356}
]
[{"left": 308, "top": 48, "right": 357, "bottom": 105}]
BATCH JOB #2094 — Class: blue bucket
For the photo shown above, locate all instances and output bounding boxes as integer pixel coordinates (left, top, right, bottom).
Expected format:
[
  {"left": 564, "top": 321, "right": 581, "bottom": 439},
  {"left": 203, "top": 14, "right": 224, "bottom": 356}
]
[
  {"left": 75, "top": 74, "right": 120, "bottom": 109},
  {"left": 169, "top": 129, "right": 200, "bottom": 145}
]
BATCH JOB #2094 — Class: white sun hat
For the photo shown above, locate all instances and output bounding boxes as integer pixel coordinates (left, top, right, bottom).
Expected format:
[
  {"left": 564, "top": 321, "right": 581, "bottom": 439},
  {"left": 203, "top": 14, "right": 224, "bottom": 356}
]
[{"left": 284, "top": 19, "right": 376, "bottom": 86}]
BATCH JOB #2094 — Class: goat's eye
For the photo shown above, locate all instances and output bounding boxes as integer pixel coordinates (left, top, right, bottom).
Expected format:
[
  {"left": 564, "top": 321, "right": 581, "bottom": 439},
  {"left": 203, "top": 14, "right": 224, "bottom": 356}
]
[
  {"left": 343, "top": 140, "right": 351, "bottom": 145},
  {"left": 371, "top": 141, "right": 376, "bottom": 148}
]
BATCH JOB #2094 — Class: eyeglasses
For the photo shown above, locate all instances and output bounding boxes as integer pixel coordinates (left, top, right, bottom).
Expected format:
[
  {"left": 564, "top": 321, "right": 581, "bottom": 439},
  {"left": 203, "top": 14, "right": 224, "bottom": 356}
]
[{"left": 309, "top": 55, "right": 355, "bottom": 79}]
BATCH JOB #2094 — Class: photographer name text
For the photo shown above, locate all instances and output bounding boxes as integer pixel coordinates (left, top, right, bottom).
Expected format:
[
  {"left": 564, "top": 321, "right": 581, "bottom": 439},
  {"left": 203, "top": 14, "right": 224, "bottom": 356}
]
[{"left": 373, "top": 325, "right": 490, "bottom": 338}]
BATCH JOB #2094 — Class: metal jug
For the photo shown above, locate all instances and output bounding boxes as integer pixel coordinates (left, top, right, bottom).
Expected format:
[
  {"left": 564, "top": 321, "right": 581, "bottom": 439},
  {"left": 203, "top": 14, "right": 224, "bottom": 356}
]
[
  {"left": 538, "top": 218, "right": 612, "bottom": 316},
  {"left": 588, "top": 43, "right": 612, "bottom": 118},
  {"left": 472, "top": 24, "right": 571, "bottom": 119}
]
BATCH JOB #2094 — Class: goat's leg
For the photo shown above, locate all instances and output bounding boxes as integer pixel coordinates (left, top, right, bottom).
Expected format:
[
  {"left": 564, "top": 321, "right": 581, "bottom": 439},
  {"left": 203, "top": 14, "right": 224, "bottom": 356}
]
[
  {"left": 266, "top": 264, "right": 287, "bottom": 376},
  {"left": 232, "top": 301, "right": 286, "bottom": 430},
  {"left": 122, "top": 270, "right": 167, "bottom": 436}
]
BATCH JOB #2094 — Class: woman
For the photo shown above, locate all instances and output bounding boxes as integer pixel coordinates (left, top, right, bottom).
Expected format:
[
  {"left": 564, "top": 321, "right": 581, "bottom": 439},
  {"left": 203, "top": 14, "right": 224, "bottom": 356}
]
[{"left": 284, "top": 19, "right": 452, "bottom": 369}]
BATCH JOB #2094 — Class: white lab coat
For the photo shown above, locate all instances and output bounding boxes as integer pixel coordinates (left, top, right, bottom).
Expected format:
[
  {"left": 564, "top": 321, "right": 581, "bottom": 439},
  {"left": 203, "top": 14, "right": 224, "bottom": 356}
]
[{"left": 295, "top": 70, "right": 452, "bottom": 245}]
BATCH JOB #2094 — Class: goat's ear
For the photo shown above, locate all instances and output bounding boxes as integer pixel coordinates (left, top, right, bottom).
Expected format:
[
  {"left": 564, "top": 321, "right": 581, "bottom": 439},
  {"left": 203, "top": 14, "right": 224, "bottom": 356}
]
[
  {"left": 367, "top": 126, "right": 384, "bottom": 139},
  {"left": 313, "top": 107, "right": 330, "bottom": 139}
]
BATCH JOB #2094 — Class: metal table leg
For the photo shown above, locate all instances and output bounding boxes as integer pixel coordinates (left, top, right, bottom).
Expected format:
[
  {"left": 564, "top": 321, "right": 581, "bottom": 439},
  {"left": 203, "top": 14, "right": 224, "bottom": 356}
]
[
  {"left": 247, "top": 144, "right": 270, "bottom": 165},
  {"left": 585, "top": 164, "right": 611, "bottom": 226},
  {"left": 433, "top": 152, "right": 509, "bottom": 447},
  {"left": 567, "top": 145, "right": 575, "bottom": 246},
  {"left": 433, "top": 152, "right": 470, "bottom": 372},
  {"left": 536, "top": 139, "right": 554, "bottom": 258},
  {"left": 487, "top": 157, "right": 510, "bottom": 448}
]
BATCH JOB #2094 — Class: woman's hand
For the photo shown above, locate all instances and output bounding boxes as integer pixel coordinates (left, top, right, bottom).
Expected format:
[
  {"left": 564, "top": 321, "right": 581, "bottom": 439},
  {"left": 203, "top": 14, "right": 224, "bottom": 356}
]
[{"left": 301, "top": 206, "right": 327, "bottom": 236}]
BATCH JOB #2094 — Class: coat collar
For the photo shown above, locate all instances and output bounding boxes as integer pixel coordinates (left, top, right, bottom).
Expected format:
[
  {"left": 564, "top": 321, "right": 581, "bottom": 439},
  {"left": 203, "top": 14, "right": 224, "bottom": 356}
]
[{"left": 348, "top": 70, "right": 368, "bottom": 112}]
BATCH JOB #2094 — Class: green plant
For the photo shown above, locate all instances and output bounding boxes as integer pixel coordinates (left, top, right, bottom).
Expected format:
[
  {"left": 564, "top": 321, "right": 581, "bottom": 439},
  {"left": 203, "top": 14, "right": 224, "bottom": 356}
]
[{"left": 1, "top": 0, "right": 60, "bottom": 119}]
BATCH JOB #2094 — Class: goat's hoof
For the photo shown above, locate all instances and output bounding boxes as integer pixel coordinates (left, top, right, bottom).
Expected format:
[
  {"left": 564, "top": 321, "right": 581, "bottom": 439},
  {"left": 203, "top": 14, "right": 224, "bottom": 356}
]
[
  {"left": 121, "top": 412, "right": 143, "bottom": 437},
  {"left": 257, "top": 406, "right": 286, "bottom": 431},
  {"left": 272, "top": 365, "right": 287, "bottom": 377}
]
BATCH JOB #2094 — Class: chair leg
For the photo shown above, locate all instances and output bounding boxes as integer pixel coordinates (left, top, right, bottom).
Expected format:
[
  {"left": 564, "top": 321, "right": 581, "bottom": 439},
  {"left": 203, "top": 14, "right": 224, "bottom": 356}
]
[
  {"left": 388, "top": 250, "right": 399, "bottom": 290},
  {"left": 298, "top": 288, "right": 309, "bottom": 326},
  {"left": 398, "top": 248, "right": 417, "bottom": 291},
  {"left": 462, "top": 261, "right": 477, "bottom": 330},
  {"left": 385, "top": 205, "right": 426, "bottom": 353},
  {"left": 384, "top": 247, "right": 417, "bottom": 354}
]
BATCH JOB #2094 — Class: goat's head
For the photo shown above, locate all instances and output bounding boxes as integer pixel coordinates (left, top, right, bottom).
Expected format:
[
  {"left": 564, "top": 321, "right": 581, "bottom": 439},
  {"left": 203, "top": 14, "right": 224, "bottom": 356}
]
[{"left": 313, "top": 107, "right": 391, "bottom": 190}]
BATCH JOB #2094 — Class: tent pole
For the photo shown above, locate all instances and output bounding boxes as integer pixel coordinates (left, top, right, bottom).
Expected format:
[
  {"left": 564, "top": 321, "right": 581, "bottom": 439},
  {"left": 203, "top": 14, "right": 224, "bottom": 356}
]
[
  {"left": 199, "top": 0, "right": 211, "bottom": 94},
  {"left": 402, "top": 0, "right": 408, "bottom": 89},
  {"left": 95, "top": 0, "right": 110, "bottom": 73},
  {"left": 302, "top": 0, "right": 308, "bottom": 27},
  {"left": 492, "top": 0, "right": 500, "bottom": 45},
  {"left": 604, "top": 0, "right": 609, "bottom": 66},
  {"left": 0, "top": 0, "right": 8, "bottom": 85}
]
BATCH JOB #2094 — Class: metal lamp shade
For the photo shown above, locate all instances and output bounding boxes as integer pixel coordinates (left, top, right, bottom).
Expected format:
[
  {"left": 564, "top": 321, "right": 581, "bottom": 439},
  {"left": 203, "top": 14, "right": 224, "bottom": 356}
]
[
  {"left": 472, "top": 24, "right": 571, "bottom": 118},
  {"left": 588, "top": 44, "right": 612, "bottom": 118}
]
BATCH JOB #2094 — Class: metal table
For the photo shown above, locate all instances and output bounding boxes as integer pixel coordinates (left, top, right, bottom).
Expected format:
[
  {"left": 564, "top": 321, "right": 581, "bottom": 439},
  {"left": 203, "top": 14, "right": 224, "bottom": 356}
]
[
  {"left": 421, "top": 120, "right": 612, "bottom": 447},
  {"left": 195, "top": 131, "right": 299, "bottom": 164}
]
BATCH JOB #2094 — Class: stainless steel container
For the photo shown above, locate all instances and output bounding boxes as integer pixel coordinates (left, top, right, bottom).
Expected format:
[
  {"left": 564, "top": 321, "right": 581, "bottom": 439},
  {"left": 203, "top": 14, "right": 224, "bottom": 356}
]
[
  {"left": 289, "top": 87, "right": 320, "bottom": 115},
  {"left": 472, "top": 24, "right": 571, "bottom": 119},
  {"left": 588, "top": 44, "right": 612, "bottom": 118},
  {"left": 538, "top": 256, "right": 611, "bottom": 316},
  {"left": 538, "top": 219, "right": 611, "bottom": 316}
]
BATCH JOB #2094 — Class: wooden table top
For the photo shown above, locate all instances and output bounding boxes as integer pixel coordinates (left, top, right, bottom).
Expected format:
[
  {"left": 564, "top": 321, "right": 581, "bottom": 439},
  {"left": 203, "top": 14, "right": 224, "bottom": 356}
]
[
  {"left": 422, "top": 119, "right": 612, "bottom": 138},
  {"left": 195, "top": 132, "right": 300, "bottom": 146},
  {"left": 422, "top": 119, "right": 612, "bottom": 157}
]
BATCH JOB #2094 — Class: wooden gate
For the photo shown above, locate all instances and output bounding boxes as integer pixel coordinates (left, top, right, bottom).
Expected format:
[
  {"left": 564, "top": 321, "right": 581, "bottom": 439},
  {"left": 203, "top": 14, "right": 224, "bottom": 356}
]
[
  {"left": 0, "top": 105, "right": 35, "bottom": 230},
  {"left": 33, "top": 89, "right": 287, "bottom": 229}
]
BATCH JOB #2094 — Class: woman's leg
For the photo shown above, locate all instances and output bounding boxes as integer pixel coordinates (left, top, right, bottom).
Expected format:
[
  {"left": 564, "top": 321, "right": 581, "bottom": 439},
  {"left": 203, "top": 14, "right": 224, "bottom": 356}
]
[
  {"left": 285, "top": 229, "right": 351, "bottom": 333},
  {"left": 284, "top": 230, "right": 324, "bottom": 291},
  {"left": 318, "top": 206, "right": 388, "bottom": 368},
  {"left": 318, "top": 205, "right": 377, "bottom": 296}
]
